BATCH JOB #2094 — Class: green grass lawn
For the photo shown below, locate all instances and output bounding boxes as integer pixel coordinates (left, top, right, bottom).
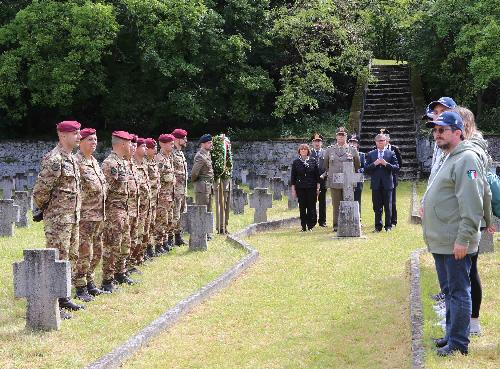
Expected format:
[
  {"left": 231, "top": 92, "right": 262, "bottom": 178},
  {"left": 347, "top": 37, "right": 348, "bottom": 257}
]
[
  {"left": 122, "top": 182, "right": 421, "bottom": 369},
  {"left": 0, "top": 186, "right": 294, "bottom": 369}
]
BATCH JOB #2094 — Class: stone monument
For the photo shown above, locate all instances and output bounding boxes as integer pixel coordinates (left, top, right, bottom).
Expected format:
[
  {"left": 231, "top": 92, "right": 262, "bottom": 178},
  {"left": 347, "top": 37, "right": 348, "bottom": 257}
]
[
  {"left": 271, "top": 177, "right": 284, "bottom": 201},
  {"left": 331, "top": 160, "right": 364, "bottom": 237},
  {"left": 13, "top": 249, "right": 71, "bottom": 331},
  {"left": 185, "top": 205, "right": 214, "bottom": 251},
  {"left": 13, "top": 191, "right": 30, "bottom": 228},
  {"left": 231, "top": 184, "right": 248, "bottom": 215},
  {"left": 249, "top": 188, "right": 273, "bottom": 223},
  {"left": 0, "top": 199, "right": 20, "bottom": 236},
  {"left": 0, "top": 176, "right": 15, "bottom": 199}
]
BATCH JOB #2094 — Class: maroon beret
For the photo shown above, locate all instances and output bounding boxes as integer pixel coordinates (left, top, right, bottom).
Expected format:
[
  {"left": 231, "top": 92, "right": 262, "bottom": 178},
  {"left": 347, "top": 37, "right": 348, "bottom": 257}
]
[
  {"left": 145, "top": 138, "right": 157, "bottom": 149},
  {"left": 57, "top": 120, "right": 81, "bottom": 132},
  {"left": 136, "top": 137, "right": 146, "bottom": 146},
  {"left": 112, "top": 131, "right": 133, "bottom": 141},
  {"left": 159, "top": 134, "right": 175, "bottom": 143},
  {"left": 130, "top": 134, "right": 138, "bottom": 143},
  {"left": 80, "top": 128, "right": 96, "bottom": 140},
  {"left": 171, "top": 128, "right": 187, "bottom": 139}
]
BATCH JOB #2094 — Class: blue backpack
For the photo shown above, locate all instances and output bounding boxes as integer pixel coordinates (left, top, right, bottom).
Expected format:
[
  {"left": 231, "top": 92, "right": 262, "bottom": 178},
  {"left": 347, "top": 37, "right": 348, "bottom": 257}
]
[{"left": 487, "top": 171, "right": 500, "bottom": 218}]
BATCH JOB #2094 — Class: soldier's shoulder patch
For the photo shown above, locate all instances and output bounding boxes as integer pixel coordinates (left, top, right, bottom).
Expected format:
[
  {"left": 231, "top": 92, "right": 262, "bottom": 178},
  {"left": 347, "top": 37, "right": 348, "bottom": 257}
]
[
  {"left": 111, "top": 166, "right": 118, "bottom": 175},
  {"left": 466, "top": 170, "right": 478, "bottom": 180},
  {"left": 158, "top": 162, "right": 163, "bottom": 169},
  {"left": 51, "top": 162, "right": 61, "bottom": 171}
]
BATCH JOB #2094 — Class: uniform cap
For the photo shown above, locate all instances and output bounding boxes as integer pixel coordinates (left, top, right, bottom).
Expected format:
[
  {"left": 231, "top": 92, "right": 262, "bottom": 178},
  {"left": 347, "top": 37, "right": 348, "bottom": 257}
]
[
  {"left": 56, "top": 120, "right": 81, "bottom": 132},
  {"left": 348, "top": 134, "right": 358, "bottom": 142},
  {"left": 380, "top": 128, "right": 390, "bottom": 135},
  {"left": 130, "top": 134, "right": 138, "bottom": 143},
  {"left": 145, "top": 138, "right": 157, "bottom": 148},
  {"left": 112, "top": 131, "right": 133, "bottom": 141},
  {"left": 311, "top": 133, "right": 324, "bottom": 141},
  {"left": 199, "top": 134, "right": 212, "bottom": 144},
  {"left": 136, "top": 137, "right": 146, "bottom": 146},
  {"left": 335, "top": 127, "right": 347, "bottom": 135},
  {"left": 172, "top": 128, "right": 188, "bottom": 139},
  {"left": 80, "top": 128, "right": 96, "bottom": 140},
  {"left": 159, "top": 134, "right": 175, "bottom": 143}
]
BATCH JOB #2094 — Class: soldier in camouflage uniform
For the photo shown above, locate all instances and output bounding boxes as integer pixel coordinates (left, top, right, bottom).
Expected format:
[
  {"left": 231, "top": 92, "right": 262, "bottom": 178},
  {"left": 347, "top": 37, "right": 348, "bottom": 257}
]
[
  {"left": 74, "top": 128, "right": 108, "bottom": 302},
  {"left": 171, "top": 128, "right": 188, "bottom": 246},
  {"left": 153, "top": 134, "right": 176, "bottom": 254},
  {"left": 101, "top": 131, "right": 134, "bottom": 292},
  {"left": 125, "top": 135, "right": 140, "bottom": 277},
  {"left": 33, "top": 120, "right": 84, "bottom": 313},
  {"left": 145, "top": 138, "right": 160, "bottom": 259},
  {"left": 129, "top": 137, "right": 151, "bottom": 269}
]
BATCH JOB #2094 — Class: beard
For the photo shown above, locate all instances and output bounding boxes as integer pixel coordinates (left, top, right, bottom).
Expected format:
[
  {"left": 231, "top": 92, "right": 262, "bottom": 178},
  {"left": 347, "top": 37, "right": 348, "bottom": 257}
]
[{"left": 437, "top": 142, "right": 450, "bottom": 150}]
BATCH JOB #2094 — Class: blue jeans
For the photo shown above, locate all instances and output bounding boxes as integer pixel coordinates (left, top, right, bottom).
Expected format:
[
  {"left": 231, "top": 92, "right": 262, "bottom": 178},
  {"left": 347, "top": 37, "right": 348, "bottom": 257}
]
[{"left": 432, "top": 253, "right": 472, "bottom": 351}]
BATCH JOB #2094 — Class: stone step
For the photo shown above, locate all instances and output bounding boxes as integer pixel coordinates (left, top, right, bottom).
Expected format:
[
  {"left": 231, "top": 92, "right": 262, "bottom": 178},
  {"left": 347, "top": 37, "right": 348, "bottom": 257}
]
[
  {"left": 368, "top": 80, "right": 409, "bottom": 86},
  {"left": 371, "top": 65, "right": 408, "bottom": 71},
  {"left": 372, "top": 77, "right": 410, "bottom": 82},
  {"left": 364, "top": 110, "right": 414, "bottom": 117},
  {"left": 366, "top": 91, "right": 412, "bottom": 98},
  {"left": 365, "top": 103, "right": 413, "bottom": 110},
  {"left": 359, "top": 136, "right": 416, "bottom": 144},
  {"left": 368, "top": 87, "right": 411, "bottom": 93},
  {"left": 362, "top": 121, "right": 414, "bottom": 128},
  {"left": 365, "top": 97, "right": 412, "bottom": 104}
]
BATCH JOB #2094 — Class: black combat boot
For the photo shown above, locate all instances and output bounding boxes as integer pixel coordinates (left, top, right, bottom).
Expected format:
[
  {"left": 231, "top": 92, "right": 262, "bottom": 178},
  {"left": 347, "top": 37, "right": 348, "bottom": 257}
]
[
  {"left": 146, "top": 245, "right": 156, "bottom": 258},
  {"left": 114, "top": 272, "right": 136, "bottom": 285},
  {"left": 75, "top": 286, "right": 94, "bottom": 302},
  {"left": 155, "top": 244, "right": 166, "bottom": 255},
  {"left": 128, "top": 266, "right": 143, "bottom": 275},
  {"left": 167, "top": 234, "right": 174, "bottom": 248},
  {"left": 174, "top": 233, "right": 186, "bottom": 246},
  {"left": 162, "top": 239, "right": 171, "bottom": 252},
  {"left": 59, "top": 297, "right": 85, "bottom": 311},
  {"left": 101, "top": 279, "right": 116, "bottom": 293},
  {"left": 60, "top": 309, "right": 72, "bottom": 320},
  {"left": 87, "top": 281, "right": 109, "bottom": 296}
]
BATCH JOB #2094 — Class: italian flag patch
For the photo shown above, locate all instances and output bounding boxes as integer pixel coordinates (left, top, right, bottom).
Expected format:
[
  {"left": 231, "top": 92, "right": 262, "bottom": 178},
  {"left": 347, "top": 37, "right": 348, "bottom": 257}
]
[{"left": 467, "top": 170, "right": 478, "bottom": 179}]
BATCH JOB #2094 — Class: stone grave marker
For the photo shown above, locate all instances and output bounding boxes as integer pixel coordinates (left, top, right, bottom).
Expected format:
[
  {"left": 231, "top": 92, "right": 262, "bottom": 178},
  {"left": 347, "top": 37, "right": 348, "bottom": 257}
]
[
  {"left": 255, "top": 174, "right": 270, "bottom": 189},
  {"left": 26, "top": 169, "right": 38, "bottom": 189},
  {"left": 0, "top": 199, "right": 20, "bottom": 236},
  {"left": 249, "top": 188, "right": 273, "bottom": 223},
  {"left": 231, "top": 184, "right": 248, "bottom": 214},
  {"left": 185, "top": 205, "right": 214, "bottom": 251},
  {"left": 331, "top": 160, "right": 364, "bottom": 237},
  {"left": 186, "top": 196, "right": 194, "bottom": 205},
  {"left": 247, "top": 171, "right": 256, "bottom": 190},
  {"left": 271, "top": 177, "right": 284, "bottom": 201},
  {"left": 13, "top": 191, "right": 30, "bottom": 228},
  {"left": 240, "top": 169, "right": 249, "bottom": 185},
  {"left": 13, "top": 249, "right": 71, "bottom": 331},
  {"left": 15, "top": 172, "right": 28, "bottom": 191},
  {"left": 0, "top": 176, "right": 15, "bottom": 199}
]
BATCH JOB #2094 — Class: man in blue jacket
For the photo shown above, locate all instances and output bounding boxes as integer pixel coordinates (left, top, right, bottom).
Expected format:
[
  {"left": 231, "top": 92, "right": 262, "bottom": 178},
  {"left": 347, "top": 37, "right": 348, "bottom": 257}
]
[{"left": 364, "top": 133, "right": 399, "bottom": 232}]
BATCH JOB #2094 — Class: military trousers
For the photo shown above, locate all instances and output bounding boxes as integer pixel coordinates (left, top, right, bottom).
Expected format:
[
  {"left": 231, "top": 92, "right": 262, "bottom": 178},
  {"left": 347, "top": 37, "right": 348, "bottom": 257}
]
[
  {"left": 74, "top": 220, "right": 103, "bottom": 287},
  {"left": 154, "top": 201, "right": 173, "bottom": 245},
  {"left": 172, "top": 193, "right": 186, "bottom": 233},
  {"left": 102, "top": 212, "right": 131, "bottom": 280},
  {"left": 44, "top": 218, "right": 79, "bottom": 276},
  {"left": 330, "top": 188, "right": 343, "bottom": 228}
]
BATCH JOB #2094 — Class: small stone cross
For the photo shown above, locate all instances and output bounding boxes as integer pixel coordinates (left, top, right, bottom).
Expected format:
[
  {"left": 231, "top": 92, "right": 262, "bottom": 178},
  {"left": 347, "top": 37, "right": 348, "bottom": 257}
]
[
  {"left": 15, "top": 172, "right": 28, "bottom": 191},
  {"left": 13, "top": 191, "right": 30, "bottom": 228},
  {"left": 13, "top": 249, "right": 71, "bottom": 331},
  {"left": 331, "top": 161, "right": 364, "bottom": 201},
  {"left": 255, "top": 174, "right": 269, "bottom": 190},
  {"left": 185, "top": 205, "right": 214, "bottom": 251},
  {"left": 0, "top": 176, "right": 15, "bottom": 199},
  {"left": 271, "top": 177, "right": 284, "bottom": 201},
  {"left": 249, "top": 188, "right": 273, "bottom": 223},
  {"left": 240, "top": 169, "right": 249, "bottom": 185},
  {"left": 231, "top": 184, "right": 247, "bottom": 214},
  {"left": 0, "top": 199, "right": 20, "bottom": 236}
]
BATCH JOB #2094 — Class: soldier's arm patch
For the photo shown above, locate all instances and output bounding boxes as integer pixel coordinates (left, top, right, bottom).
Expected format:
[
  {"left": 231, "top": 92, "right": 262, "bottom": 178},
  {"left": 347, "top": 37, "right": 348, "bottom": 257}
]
[
  {"left": 467, "top": 170, "right": 478, "bottom": 179},
  {"left": 111, "top": 167, "right": 118, "bottom": 175},
  {"left": 51, "top": 162, "right": 61, "bottom": 171}
]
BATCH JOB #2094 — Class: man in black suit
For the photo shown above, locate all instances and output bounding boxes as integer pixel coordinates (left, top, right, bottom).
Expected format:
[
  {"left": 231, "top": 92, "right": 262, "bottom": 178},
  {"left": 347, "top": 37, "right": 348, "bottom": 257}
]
[
  {"left": 364, "top": 133, "right": 400, "bottom": 232},
  {"left": 380, "top": 128, "right": 402, "bottom": 226},
  {"left": 310, "top": 133, "right": 327, "bottom": 227}
]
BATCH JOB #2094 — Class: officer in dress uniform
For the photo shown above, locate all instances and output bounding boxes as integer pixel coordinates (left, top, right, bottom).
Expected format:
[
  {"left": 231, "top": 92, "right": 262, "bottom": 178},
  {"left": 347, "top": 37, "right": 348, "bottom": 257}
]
[
  {"left": 192, "top": 134, "right": 215, "bottom": 211},
  {"left": 348, "top": 134, "right": 365, "bottom": 219},
  {"left": 310, "top": 133, "right": 327, "bottom": 227}
]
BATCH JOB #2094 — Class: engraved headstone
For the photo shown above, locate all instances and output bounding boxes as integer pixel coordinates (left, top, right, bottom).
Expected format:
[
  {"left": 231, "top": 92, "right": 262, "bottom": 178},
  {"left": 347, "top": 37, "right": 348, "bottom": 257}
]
[
  {"left": 13, "top": 191, "right": 30, "bottom": 228},
  {"left": 0, "top": 176, "right": 15, "bottom": 199},
  {"left": 231, "top": 184, "right": 248, "bottom": 214},
  {"left": 271, "top": 177, "right": 284, "bottom": 201},
  {"left": 185, "top": 205, "right": 214, "bottom": 251},
  {"left": 13, "top": 249, "right": 71, "bottom": 331},
  {"left": 241, "top": 169, "right": 249, "bottom": 185},
  {"left": 249, "top": 188, "right": 273, "bottom": 223},
  {"left": 0, "top": 199, "right": 20, "bottom": 236}
]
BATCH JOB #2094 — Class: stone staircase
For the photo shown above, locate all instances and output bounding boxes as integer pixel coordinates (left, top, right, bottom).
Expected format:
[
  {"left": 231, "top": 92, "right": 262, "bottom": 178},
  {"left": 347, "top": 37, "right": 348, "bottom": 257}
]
[{"left": 359, "top": 64, "right": 419, "bottom": 179}]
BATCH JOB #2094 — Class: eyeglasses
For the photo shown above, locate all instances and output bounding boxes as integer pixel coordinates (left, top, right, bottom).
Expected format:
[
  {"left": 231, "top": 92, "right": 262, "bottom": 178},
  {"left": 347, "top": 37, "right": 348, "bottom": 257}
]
[{"left": 431, "top": 127, "right": 452, "bottom": 134}]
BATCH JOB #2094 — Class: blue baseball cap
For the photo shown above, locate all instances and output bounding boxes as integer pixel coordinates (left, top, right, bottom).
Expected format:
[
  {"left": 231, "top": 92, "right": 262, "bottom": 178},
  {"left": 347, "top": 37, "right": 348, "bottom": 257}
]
[
  {"left": 428, "top": 111, "right": 464, "bottom": 131},
  {"left": 428, "top": 97, "right": 457, "bottom": 110},
  {"left": 421, "top": 106, "right": 435, "bottom": 120}
]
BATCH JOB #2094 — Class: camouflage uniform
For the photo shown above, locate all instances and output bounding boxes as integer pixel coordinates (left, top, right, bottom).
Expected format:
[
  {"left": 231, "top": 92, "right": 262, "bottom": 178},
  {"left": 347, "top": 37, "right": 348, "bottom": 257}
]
[
  {"left": 154, "top": 151, "right": 175, "bottom": 245},
  {"left": 101, "top": 152, "right": 130, "bottom": 281},
  {"left": 126, "top": 160, "right": 140, "bottom": 269},
  {"left": 33, "top": 144, "right": 81, "bottom": 272},
  {"left": 74, "top": 152, "right": 107, "bottom": 288},
  {"left": 146, "top": 156, "right": 160, "bottom": 249},
  {"left": 172, "top": 147, "right": 188, "bottom": 233},
  {"left": 130, "top": 157, "right": 151, "bottom": 265}
]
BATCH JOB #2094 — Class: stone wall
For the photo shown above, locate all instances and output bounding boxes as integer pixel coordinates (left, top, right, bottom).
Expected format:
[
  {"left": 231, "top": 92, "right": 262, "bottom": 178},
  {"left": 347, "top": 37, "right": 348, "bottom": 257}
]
[
  {"left": 1, "top": 136, "right": 498, "bottom": 179},
  {"left": 417, "top": 135, "right": 500, "bottom": 174}
]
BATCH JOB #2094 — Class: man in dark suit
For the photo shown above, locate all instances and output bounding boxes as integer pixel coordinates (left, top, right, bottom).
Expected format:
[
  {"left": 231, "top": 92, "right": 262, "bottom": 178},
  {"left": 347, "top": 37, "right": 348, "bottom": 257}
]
[
  {"left": 349, "top": 134, "right": 365, "bottom": 218},
  {"left": 310, "top": 133, "right": 327, "bottom": 227},
  {"left": 380, "top": 128, "right": 402, "bottom": 226},
  {"left": 364, "top": 133, "right": 400, "bottom": 232}
]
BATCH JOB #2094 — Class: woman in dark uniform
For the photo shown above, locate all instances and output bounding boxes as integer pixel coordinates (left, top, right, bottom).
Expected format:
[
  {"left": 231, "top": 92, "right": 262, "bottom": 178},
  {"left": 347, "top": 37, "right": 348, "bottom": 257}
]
[{"left": 290, "top": 144, "right": 320, "bottom": 231}]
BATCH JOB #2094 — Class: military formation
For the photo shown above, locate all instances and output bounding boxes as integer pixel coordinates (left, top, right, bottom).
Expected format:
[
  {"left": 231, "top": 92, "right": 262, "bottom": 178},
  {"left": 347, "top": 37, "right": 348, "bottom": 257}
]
[{"left": 33, "top": 122, "right": 217, "bottom": 319}]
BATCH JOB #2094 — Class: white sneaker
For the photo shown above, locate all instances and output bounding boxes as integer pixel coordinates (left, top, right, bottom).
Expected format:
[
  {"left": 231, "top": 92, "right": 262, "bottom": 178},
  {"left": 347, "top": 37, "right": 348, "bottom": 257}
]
[{"left": 470, "top": 318, "right": 482, "bottom": 336}]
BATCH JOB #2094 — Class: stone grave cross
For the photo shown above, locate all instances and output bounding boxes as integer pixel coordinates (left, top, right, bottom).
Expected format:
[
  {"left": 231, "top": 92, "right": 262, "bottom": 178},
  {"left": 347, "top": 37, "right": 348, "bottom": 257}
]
[
  {"left": 13, "top": 249, "right": 71, "bottom": 331},
  {"left": 331, "top": 161, "right": 364, "bottom": 201},
  {"left": 0, "top": 199, "right": 20, "bottom": 236},
  {"left": 185, "top": 205, "right": 214, "bottom": 251},
  {"left": 249, "top": 188, "right": 273, "bottom": 223},
  {"left": 331, "top": 160, "right": 364, "bottom": 237},
  {"left": 231, "top": 184, "right": 248, "bottom": 215},
  {"left": 0, "top": 176, "right": 15, "bottom": 199},
  {"left": 13, "top": 191, "right": 30, "bottom": 228}
]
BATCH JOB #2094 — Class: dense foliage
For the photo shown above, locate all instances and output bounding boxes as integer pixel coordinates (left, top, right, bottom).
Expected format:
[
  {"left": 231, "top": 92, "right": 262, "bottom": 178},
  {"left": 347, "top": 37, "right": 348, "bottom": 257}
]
[{"left": 0, "top": 0, "right": 497, "bottom": 137}]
